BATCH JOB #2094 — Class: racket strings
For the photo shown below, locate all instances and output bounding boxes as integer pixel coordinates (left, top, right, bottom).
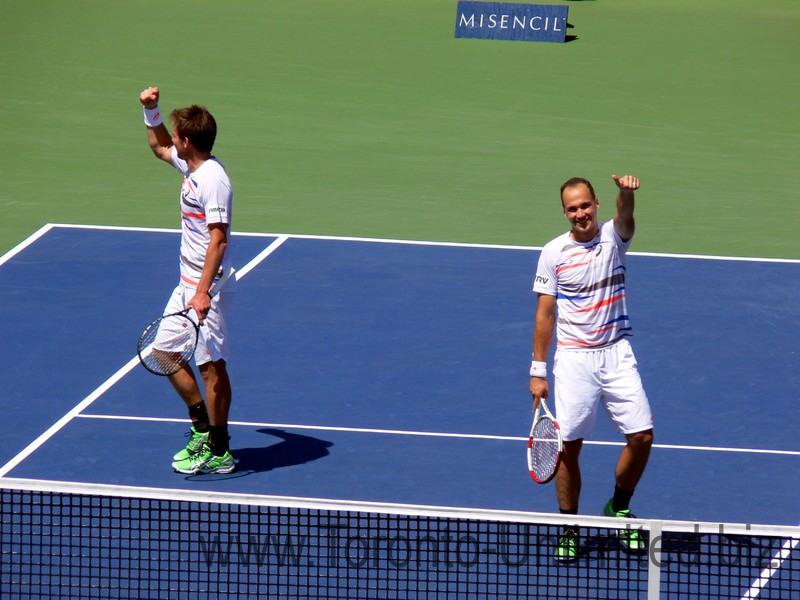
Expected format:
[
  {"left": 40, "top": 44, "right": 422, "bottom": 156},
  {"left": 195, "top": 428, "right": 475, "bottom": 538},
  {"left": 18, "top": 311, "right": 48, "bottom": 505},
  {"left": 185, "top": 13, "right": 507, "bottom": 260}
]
[
  {"left": 138, "top": 314, "right": 198, "bottom": 376},
  {"left": 530, "top": 418, "right": 560, "bottom": 482}
]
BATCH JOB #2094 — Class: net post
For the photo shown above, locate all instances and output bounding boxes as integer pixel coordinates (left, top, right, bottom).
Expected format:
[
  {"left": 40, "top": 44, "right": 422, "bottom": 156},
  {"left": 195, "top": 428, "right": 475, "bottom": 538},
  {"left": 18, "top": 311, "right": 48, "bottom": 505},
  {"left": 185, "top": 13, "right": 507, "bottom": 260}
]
[{"left": 647, "top": 519, "right": 663, "bottom": 600}]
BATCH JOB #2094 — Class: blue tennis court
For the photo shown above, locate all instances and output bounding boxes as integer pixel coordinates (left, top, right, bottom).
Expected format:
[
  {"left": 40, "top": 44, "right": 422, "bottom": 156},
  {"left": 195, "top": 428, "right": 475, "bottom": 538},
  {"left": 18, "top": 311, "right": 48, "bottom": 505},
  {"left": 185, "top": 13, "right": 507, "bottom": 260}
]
[{"left": 2, "top": 224, "right": 798, "bottom": 528}]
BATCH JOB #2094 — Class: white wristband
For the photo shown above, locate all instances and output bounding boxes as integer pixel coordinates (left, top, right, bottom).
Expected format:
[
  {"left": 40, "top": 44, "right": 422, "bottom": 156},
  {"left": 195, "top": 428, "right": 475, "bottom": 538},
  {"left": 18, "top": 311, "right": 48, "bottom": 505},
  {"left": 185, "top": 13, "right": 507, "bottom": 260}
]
[
  {"left": 529, "top": 360, "right": 547, "bottom": 378},
  {"left": 143, "top": 105, "right": 163, "bottom": 127}
]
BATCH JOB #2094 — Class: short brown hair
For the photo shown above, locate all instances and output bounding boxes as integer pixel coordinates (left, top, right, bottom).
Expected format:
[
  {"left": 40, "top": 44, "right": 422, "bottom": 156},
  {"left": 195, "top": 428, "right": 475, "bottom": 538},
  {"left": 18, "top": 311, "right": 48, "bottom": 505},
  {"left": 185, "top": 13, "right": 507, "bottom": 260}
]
[
  {"left": 560, "top": 177, "right": 596, "bottom": 204},
  {"left": 170, "top": 104, "right": 217, "bottom": 152}
]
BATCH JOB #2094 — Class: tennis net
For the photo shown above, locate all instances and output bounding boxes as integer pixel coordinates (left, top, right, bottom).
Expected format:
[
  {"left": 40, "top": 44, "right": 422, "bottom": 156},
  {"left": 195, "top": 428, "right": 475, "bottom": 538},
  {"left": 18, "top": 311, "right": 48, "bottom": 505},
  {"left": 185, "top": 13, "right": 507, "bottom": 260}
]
[{"left": 1, "top": 478, "right": 798, "bottom": 599}]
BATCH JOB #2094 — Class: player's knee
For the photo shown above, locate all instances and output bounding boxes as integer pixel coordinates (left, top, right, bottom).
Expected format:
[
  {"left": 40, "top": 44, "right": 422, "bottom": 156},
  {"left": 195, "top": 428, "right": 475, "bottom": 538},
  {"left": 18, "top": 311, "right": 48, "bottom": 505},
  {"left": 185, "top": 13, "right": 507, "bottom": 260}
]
[
  {"left": 626, "top": 429, "right": 653, "bottom": 450},
  {"left": 561, "top": 439, "right": 584, "bottom": 461}
]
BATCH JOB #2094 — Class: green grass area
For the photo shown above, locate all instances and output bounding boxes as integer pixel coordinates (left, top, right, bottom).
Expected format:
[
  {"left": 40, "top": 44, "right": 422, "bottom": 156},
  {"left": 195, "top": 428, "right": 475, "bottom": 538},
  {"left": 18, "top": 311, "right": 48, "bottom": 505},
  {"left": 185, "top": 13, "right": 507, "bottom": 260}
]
[{"left": 2, "top": 0, "right": 798, "bottom": 258}]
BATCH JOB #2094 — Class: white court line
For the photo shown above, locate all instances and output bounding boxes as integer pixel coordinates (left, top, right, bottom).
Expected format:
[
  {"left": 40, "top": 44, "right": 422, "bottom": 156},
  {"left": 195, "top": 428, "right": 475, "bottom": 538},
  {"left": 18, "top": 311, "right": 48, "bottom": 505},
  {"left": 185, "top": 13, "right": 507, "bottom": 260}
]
[
  {"left": 74, "top": 414, "right": 800, "bottom": 457},
  {"left": 0, "top": 356, "right": 141, "bottom": 477},
  {"left": 27, "top": 222, "right": 800, "bottom": 263},
  {"left": 246, "top": 232, "right": 800, "bottom": 264},
  {"left": 0, "top": 223, "right": 55, "bottom": 267},
  {"left": 0, "top": 235, "right": 289, "bottom": 478},
  {"left": 741, "top": 532, "right": 800, "bottom": 599},
  {"left": 235, "top": 234, "right": 289, "bottom": 278}
]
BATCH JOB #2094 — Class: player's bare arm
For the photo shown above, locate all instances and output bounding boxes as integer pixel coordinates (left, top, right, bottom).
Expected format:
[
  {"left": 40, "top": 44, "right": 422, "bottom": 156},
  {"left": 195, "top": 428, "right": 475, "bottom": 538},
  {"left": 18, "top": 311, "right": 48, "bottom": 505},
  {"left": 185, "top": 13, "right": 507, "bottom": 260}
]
[
  {"left": 530, "top": 293, "right": 556, "bottom": 409},
  {"left": 612, "top": 174, "right": 639, "bottom": 242},
  {"left": 140, "top": 86, "right": 174, "bottom": 163}
]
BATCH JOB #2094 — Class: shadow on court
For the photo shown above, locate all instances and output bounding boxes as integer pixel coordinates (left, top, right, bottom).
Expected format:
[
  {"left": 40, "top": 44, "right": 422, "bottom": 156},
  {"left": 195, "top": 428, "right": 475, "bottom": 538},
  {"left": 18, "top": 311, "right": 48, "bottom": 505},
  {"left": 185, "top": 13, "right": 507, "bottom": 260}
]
[{"left": 233, "top": 429, "right": 334, "bottom": 475}]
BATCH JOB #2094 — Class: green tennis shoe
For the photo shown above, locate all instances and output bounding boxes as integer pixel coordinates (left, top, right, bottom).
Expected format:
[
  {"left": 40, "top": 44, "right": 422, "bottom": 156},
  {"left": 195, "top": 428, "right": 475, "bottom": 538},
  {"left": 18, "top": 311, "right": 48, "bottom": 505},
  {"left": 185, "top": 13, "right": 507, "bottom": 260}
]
[
  {"left": 172, "top": 427, "right": 209, "bottom": 461},
  {"left": 603, "top": 500, "right": 647, "bottom": 553},
  {"left": 554, "top": 528, "right": 579, "bottom": 562},
  {"left": 172, "top": 446, "right": 235, "bottom": 474}
]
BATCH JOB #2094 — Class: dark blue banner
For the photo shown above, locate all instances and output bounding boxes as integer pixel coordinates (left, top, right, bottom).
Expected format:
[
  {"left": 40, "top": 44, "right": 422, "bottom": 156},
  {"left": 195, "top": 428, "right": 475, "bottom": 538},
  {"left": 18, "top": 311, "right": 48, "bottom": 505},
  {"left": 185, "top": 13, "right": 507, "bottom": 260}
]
[{"left": 455, "top": 2, "right": 569, "bottom": 43}]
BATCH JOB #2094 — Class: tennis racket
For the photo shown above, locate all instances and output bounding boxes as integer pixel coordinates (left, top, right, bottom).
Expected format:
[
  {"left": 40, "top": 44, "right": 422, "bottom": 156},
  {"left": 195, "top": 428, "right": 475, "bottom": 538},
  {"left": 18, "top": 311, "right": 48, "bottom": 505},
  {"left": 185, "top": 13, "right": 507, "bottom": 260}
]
[
  {"left": 137, "top": 267, "right": 235, "bottom": 376},
  {"left": 527, "top": 397, "right": 563, "bottom": 484}
]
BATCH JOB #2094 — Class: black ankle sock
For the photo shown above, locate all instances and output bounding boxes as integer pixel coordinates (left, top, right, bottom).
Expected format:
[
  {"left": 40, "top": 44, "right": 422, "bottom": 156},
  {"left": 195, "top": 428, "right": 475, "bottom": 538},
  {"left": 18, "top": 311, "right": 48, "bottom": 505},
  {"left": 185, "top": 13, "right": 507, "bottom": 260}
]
[
  {"left": 188, "top": 403, "right": 210, "bottom": 433},
  {"left": 559, "top": 508, "right": 579, "bottom": 538},
  {"left": 208, "top": 426, "right": 230, "bottom": 455},
  {"left": 612, "top": 486, "right": 634, "bottom": 513}
]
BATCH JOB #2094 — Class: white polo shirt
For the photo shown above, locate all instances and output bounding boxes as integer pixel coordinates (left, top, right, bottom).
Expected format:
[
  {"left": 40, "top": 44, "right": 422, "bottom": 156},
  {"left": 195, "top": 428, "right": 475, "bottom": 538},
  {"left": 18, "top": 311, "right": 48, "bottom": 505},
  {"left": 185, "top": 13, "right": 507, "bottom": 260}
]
[
  {"left": 533, "top": 221, "right": 632, "bottom": 349},
  {"left": 171, "top": 147, "right": 234, "bottom": 288}
]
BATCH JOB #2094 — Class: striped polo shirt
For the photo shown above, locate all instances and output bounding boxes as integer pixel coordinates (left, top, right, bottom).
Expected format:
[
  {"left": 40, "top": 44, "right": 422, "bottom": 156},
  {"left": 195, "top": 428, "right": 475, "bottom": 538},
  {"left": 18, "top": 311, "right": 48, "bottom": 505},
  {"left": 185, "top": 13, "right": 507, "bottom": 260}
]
[
  {"left": 533, "top": 221, "right": 632, "bottom": 349},
  {"left": 171, "top": 147, "right": 234, "bottom": 287}
]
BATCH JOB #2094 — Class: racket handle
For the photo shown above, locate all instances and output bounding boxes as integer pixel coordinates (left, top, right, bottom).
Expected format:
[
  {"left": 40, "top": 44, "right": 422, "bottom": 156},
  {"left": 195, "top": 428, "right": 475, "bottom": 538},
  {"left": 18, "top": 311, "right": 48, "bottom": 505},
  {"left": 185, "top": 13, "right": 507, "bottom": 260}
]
[{"left": 209, "top": 266, "right": 235, "bottom": 298}]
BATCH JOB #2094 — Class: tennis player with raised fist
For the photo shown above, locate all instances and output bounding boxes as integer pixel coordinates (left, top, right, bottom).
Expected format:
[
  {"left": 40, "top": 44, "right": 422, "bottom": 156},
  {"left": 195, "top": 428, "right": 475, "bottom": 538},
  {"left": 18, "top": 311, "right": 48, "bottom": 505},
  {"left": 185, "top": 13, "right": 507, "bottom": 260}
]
[{"left": 139, "top": 86, "right": 236, "bottom": 475}]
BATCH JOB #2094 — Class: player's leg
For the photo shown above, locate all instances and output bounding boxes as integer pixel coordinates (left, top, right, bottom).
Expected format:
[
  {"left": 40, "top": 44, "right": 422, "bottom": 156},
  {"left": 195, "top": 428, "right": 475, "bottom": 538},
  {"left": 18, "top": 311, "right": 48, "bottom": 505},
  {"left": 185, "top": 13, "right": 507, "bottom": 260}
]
[
  {"left": 171, "top": 358, "right": 234, "bottom": 474},
  {"left": 161, "top": 284, "right": 205, "bottom": 407},
  {"left": 172, "top": 292, "right": 235, "bottom": 474},
  {"left": 552, "top": 348, "right": 602, "bottom": 513},
  {"left": 200, "top": 358, "right": 232, "bottom": 456},
  {"left": 163, "top": 284, "right": 211, "bottom": 463},
  {"left": 553, "top": 438, "right": 584, "bottom": 562},
  {"left": 168, "top": 364, "right": 203, "bottom": 406},
  {"left": 601, "top": 339, "right": 653, "bottom": 552},
  {"left": 555, "top": 438, "right": 584, "bottom": 512},
  {"left": 169, "top": 371, "right": 210, "bottom": 452},
  {"left": 552, "top": 350, "right": 601, "bottom": 562},
  {"left": 602, "top": 339, "right": 654, "bottom": 507},
  {"left": 602, "top": 428, "right": 652, "bottom": 553},
  {"left": 196, "top": 291, "right": 233, "bottom": 458},
  {"left": 167, "top": 364, "right": 214, "bottom": 468},
  {"left": 615, "top": 428, "right": 653, "bottom": 494}
]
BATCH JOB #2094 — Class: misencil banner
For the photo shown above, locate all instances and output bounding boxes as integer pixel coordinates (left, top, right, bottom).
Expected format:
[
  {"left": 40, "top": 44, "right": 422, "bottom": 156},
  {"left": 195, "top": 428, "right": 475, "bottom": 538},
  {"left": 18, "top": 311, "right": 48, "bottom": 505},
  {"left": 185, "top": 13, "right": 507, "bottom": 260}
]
[{"left": 455, "top": 2, "right": 569, "bottom": 43}]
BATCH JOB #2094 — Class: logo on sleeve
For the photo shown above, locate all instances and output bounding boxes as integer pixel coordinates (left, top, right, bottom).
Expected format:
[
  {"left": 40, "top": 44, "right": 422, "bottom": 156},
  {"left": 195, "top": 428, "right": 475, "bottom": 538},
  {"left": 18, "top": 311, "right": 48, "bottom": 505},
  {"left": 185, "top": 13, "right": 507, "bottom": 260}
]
[{"left": 535, "top": 275, "right": 549, "bottom": 285}]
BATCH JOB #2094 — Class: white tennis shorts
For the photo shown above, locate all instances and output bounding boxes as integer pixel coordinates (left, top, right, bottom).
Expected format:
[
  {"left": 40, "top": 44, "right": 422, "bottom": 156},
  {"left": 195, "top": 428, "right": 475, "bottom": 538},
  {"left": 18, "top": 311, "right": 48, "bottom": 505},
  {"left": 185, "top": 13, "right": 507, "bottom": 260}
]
[
  {"left": 163, "top": 283, "right": 234, "bottom": 366},
  {"left": 553, "top": 338, "right": 653, "bottom": 441}
]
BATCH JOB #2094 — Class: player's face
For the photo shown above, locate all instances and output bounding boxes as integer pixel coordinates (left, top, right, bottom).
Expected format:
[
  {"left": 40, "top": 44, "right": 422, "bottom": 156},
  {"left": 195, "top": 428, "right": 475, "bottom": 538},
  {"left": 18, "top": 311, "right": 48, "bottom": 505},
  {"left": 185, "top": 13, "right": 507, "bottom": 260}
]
[
  {"left": 562, "top": 184, "right": 599, "bottom": 242},
  {"left": 171, "top": 127, "right": 189, "bottom": 159}
]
